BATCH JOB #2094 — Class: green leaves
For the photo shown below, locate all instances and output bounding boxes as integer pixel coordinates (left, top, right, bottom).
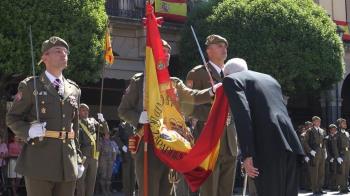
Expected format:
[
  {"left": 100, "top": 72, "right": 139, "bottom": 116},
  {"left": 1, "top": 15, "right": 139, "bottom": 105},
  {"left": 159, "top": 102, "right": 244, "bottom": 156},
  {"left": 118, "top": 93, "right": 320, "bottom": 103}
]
[
  {"left": 180, "top": 0, "right": 344, "bottom": 95},
  {"left": 0, "top": 0, "right": 107, "bottom": 84}
]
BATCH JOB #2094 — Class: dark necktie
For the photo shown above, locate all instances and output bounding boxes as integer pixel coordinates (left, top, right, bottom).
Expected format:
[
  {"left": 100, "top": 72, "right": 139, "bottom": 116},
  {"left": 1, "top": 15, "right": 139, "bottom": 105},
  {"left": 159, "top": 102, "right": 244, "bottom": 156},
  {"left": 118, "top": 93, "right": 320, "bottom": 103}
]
[
  {"left": 53, "top": 79, "right": 63, "bottom": 97},
  {"left": 220, "top": 70, "right": 224, "bottom": 79}
]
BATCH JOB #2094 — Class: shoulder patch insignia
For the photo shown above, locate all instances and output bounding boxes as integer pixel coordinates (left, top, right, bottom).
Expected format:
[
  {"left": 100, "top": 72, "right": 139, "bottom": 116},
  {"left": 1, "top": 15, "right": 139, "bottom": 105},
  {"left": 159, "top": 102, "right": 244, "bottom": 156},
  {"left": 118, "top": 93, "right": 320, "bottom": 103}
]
[
  {"left": 186, "top": 80, "right": 193, "bottom": 88},
  {"left": 14, "top": 91, "right": 23, "bottom": 102}
]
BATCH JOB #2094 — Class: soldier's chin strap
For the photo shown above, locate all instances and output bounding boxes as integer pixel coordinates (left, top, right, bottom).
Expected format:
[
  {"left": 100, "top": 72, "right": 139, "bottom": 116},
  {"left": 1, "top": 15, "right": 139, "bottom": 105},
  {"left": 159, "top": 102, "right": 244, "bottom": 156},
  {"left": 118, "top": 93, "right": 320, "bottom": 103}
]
[{"left": 169, "top": 169, "right": 179, "bottom": 196}]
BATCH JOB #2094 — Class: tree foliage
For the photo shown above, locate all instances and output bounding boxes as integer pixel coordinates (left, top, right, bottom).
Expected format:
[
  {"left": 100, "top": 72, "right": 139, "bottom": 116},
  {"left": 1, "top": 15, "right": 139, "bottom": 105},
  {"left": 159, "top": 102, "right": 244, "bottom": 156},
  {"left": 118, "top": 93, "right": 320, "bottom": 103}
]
[
  {"left": 180, "top": 0, "right": 345, "bottom": 95},
  {"left": 0, "top": 0, "right": 107, "bottom": 84}
]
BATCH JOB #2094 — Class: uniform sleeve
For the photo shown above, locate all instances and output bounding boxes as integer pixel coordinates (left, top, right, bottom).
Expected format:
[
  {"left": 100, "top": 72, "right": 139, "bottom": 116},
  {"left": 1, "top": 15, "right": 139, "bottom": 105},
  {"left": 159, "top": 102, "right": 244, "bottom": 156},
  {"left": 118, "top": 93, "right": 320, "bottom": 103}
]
[
  {"left": 303, "top": 131, "right": 312, "bottom": 154},
  {"left": 331, "top": 136, "right": 340, "bottom": 158},
  {"left": 118, "top": 78, "right": 141, "bottom": 128},
  {"left": 113, "top": 128, "right": 125, "bottom": 148},
  {"left": 223, "top": 77, "right": 255, "bottom": 159},
  {"left": 174, "top": 78, "right": 212, "bottom": 105},
  {"left": 6, "top": 81, "right": 33, "bottom": 140},
  {"left": 184, "top": 69, "right": 212, "bottom": 120},
  {"left": 74, "top": 88, "right": 84, "bottom": 164}
]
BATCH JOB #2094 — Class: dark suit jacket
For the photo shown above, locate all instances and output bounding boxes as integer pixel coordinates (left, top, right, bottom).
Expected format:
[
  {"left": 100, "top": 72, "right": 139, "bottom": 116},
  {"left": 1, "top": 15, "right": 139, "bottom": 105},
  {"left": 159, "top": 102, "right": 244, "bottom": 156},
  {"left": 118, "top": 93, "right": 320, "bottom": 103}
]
[{"left": 223, "top": 70, "right": 304, "bottom": 162}]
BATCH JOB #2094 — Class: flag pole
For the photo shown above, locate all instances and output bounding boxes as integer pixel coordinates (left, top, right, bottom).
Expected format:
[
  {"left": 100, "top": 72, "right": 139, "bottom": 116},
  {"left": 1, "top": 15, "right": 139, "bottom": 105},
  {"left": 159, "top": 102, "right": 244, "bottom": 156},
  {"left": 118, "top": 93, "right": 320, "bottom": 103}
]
[
  {"left": 143, "top": 2, "right": 151, "bottom": 196},
  {"left": 97, "top": 20, "right": 110, "bottom": 156}
]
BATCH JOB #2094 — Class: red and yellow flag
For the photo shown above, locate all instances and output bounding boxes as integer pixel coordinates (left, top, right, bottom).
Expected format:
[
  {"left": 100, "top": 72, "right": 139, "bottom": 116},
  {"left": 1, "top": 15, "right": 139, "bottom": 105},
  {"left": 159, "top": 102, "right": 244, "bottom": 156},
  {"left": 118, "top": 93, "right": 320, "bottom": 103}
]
[
  {"left": 104, "top": 27, "right": 114, "bottom": 65},
  {"left": 144, "top": 3, "right": 229, "bottom": 191},
  {"left": 154, "top": 0, "right": 187, "bottom": 23},
  {"left": 335, "top": 20, "right": 350, "bottom": 41}
]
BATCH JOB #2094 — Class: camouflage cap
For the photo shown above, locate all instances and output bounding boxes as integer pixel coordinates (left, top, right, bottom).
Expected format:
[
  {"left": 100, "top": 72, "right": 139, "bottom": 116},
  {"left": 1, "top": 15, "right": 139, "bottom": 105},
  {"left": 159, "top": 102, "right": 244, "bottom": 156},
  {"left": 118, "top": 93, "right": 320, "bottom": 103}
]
[
  {"left": 305, "top": 121, "right": 312, "bottom": 126},
  {"left": 329, "top": 124, "right": 337, "bottom": 129},
  {"left": 162, "top": 39, "right": 171, "bottom": 50},
  {"left": 205, "top": 34, "right": 228, "bottom": 47},
  {"left": 41, "top": 36, "right": 69, "bottom": 53},
  {"left": 79, "top": 103, "right": 89, "bottom": 110}
]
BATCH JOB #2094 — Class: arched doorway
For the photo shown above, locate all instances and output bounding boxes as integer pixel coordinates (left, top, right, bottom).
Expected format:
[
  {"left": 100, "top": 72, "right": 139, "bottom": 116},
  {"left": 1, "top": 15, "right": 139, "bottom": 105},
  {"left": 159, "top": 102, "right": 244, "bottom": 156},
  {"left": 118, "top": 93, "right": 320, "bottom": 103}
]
[{"left": 341, "top": 73, "right": 350, "bottom": 122}]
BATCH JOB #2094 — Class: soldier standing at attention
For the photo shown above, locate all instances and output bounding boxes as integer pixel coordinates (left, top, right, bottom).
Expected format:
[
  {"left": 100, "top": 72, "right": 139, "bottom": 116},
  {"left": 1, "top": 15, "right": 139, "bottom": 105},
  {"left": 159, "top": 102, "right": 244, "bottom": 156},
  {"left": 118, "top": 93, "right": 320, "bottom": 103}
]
[
  {"left": 99, "top": 132, "right": 117, "bottom": 196},
  {"left": 113, "top": 121, "right": 136, "bottom": 196},
  {"left": 185, "top": 35, "right": 238, "bottom": 196},
  {"left": 6, "top": 36, "right": 84, "bottom": 196},
  {"left": 77, "top": 103, "right": 109, "bottom": 196},
  {"left": 118, "top": 39, "right": 220, "bottom": 196},
  {"left": 304, "top": 116, "right": 327, "bottom": 195},
  {"left": 325, "top": 124, "right": 339, "bottom": 191},
  {"left": 336, "top": 118, "right": 350, "bottom": 193}
]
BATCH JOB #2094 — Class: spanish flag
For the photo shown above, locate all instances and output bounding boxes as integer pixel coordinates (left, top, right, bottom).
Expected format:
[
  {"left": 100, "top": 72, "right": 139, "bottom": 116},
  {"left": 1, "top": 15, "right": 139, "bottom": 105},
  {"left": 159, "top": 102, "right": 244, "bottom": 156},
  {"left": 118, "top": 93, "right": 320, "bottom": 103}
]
[
  {"left": 144, "top": 3, "right": 228, "bottom": 191},
  {"left": 335, "top": 20, "right": 350, "bottom": 41},
  {"left": 154, "top": 0, "right": 187, "bottom": 22},
  {"left": 104, "top": 27, "right": 114, "bottom": 65}
]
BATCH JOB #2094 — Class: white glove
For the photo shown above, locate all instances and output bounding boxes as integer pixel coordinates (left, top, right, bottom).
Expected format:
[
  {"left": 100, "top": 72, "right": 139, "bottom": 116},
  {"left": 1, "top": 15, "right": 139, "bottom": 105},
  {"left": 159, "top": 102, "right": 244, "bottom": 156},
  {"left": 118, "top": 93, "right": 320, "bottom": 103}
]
[
  {"left": 304, "top": 156, "right": 310, "bottom": 163},
  {"left": 28, "top": 122, "right": 46, "bottom": 139},
  {"left": 337, "top": 157, "right": 343, "bottom": 164},
  {"left": 324, "top": 150, "right": 327, "bottom": 160},
  {"left": 330, "top": 158, "right": 334, "bottom": 163},
  {"left": 122, "top": 145, "right": 128, "bottom": 153},
  {"left": 139, "top": 111, "right": 149, "bottom": 124},
  {"left": 77, "top": 164, "right": 85, "bottom": 179},
  {"left": 97, "top": 113, "right": 105, "bottom": 122},
  {"left": 210, "top": 83, "right": 222, "bottom": 96},
  {"left": 310, "top": 150, "right": 316, "bottom": 157}
]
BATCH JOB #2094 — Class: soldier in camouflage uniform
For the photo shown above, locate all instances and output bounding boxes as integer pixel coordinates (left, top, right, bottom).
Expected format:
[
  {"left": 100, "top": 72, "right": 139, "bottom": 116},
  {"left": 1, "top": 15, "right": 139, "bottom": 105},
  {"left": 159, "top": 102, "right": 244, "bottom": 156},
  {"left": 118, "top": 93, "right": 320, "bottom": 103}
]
[
  {"left": 76, "top": 103, "right": 109, "bottom": 196},
  {"left": 6, "top": 36, "right": 84, "bottom": 196},
  {"left": 336, "top": 118, "right": 350, "bottom": 193}
]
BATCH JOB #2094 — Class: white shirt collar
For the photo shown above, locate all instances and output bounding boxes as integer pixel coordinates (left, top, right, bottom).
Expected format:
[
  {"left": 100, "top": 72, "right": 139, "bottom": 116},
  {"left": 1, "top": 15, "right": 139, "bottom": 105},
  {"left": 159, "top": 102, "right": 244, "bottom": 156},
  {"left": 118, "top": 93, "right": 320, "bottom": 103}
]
[
  {"left": 45, "top": 70, "right": 63, "bottom": 83},
  {"left": 209, "top": 61, "right": 223, "bottom": 75}
]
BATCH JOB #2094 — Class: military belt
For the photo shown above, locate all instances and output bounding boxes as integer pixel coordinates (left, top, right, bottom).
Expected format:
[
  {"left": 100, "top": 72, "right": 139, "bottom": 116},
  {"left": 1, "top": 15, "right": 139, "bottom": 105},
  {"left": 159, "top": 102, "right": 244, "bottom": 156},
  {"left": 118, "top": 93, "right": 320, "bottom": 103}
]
[{"left": 44, "top": 130, "right": 75, "bottom": 139}]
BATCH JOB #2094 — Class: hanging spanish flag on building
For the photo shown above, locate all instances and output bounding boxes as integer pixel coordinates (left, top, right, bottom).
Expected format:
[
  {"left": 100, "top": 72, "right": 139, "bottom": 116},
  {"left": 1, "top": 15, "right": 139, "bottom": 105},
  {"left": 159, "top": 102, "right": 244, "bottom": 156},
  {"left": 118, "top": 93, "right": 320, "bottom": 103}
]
[
  {"left": 104, "top": 27, "right": 114, "bottom": 65},
  {"left": 144, "top": 3, "right": 228, "bottom": 191},
  {"left": 335, "top": 20, "right": 350, "bottom": 41},
  {"left": 154, "top": 0, "right": 187, "bottom": 23}
]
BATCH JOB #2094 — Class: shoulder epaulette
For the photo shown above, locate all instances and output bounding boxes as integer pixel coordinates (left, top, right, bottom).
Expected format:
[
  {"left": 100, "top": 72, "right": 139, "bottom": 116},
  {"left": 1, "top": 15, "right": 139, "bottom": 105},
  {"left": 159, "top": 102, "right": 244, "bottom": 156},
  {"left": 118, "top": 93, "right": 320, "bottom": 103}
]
[
  {"left": 67, "top": 79, "right": 80, "bottom": 89},
  {"left": 191, "top": 65, "right": 205, "bottom": 72},
  {"left": 22, "top": 76, "right": 38, "bottom": 83}
]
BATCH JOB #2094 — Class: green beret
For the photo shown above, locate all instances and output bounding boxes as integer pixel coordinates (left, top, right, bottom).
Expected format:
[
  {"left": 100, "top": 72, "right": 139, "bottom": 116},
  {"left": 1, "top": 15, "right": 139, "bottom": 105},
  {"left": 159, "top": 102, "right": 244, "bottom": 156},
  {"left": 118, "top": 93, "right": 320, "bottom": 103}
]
[
  {"left": 41, "top": 36, "right": 69, "bottom": 53},
  {"left": 205, "top": 34, "right": 228, "bottom": 47},
  {"left": 79, "top": 103, "right": 89, "bottom": 110},
  {"left": 162, "top": 39, "right": 171, "bottom": 50}
]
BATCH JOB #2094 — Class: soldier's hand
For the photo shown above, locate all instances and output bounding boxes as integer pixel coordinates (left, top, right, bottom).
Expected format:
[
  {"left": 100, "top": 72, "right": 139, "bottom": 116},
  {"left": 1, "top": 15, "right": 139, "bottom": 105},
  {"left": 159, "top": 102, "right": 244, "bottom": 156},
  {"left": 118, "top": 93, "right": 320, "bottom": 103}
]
[
  {"left": 28, "top": 122, "right": 46, "bottom": 139},
  {"left": 97, "top": 113, "right": 105, "bottom": 122},
  {"left": 77, "top": 164, "right": 85, "bottom": 178},
  {"left": 330, "top": 158, "right": 334, "bottom": 163},
  {"left": 122, "top": 145, "right": 128, "bottom": 153},
  {"left": 243, "top": 157, "right": 259, "bottom": 178},
  {"left": 324, "top": 150, "right": 327, "bottom": 160},
  {"left": 310, "top": 150, "right": 316, "bottom": 157},
  {"left": 139, "top": 111, "right": 149, "bottom": 124},
  {"left": 337, "top": 157, "right": 343, "bottom": 164},
  {"left": 304, "top": 156, "right": 310, "bottom": 163},
  {"left": 210, "top": 83, "right": 222, "bottom": 96}
]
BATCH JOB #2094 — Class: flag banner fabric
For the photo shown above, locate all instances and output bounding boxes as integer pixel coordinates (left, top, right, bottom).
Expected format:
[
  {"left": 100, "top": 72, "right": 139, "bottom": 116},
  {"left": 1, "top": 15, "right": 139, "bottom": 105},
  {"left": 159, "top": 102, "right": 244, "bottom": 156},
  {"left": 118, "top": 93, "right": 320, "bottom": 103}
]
[
  {"left": 154, "top": 0, "right": 187, "bottom": 23},
  {"left": 104, "top": 27, "right": 114, "bottom": 65},
  {"left": 335, "top": 20, "right": 350, "bottom": 41},
  {"left": 143, "top": 3, "right": 229, "bottom": 191}
]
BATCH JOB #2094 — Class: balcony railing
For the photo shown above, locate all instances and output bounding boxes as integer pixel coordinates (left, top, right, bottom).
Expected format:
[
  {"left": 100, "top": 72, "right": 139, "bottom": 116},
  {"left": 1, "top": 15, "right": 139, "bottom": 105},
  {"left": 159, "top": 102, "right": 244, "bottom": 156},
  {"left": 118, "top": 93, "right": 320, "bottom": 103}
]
[{"left": 106, "top": 0, "right": 146, "bottom": 19}]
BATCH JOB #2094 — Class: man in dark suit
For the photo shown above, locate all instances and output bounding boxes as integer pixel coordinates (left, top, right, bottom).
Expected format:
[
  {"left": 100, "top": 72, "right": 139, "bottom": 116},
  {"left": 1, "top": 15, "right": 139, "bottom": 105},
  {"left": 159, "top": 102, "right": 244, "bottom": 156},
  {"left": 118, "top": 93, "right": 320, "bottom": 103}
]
[{"left": 222, "top": 58, "right": 304, "bottom": 196}]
